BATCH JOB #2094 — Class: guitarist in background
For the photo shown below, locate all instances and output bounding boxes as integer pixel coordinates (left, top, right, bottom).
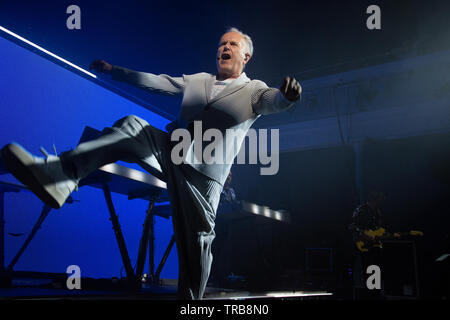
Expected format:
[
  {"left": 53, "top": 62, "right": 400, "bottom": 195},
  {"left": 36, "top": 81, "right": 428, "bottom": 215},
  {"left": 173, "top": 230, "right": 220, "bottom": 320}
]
[
  {"left": 350, "top": 191, "right": 401, "bottom": 244},
  {"left": 349, "top": 191, "right": 400, "bottom": 298}
]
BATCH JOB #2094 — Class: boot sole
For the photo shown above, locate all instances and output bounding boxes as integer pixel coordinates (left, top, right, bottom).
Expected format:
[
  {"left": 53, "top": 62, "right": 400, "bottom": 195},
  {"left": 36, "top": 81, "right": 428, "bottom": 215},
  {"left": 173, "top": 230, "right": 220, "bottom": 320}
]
[{"left": 1, "top": 143, "right": 64, "bottom": 209}]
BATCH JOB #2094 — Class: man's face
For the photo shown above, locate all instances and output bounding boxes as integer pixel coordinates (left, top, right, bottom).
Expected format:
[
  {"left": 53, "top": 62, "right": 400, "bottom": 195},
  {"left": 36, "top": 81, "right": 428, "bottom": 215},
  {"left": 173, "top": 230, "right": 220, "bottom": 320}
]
[{"left": 216, "top": 32, "right": 249, "bottom": 78}]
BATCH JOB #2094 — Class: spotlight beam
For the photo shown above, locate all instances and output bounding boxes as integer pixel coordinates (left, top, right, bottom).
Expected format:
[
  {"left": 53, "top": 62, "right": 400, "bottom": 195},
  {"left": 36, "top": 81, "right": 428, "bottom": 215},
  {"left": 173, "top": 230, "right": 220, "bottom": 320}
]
[{"left": 0, "top": 25, "right": 97, "bottom": 78}]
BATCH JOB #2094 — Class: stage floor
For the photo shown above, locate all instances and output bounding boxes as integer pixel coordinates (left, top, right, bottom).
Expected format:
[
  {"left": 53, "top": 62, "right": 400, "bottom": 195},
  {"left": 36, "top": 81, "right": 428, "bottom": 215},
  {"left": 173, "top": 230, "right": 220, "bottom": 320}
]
[{"left": 0, "top": 274, "right": 333, "bottom": 300}]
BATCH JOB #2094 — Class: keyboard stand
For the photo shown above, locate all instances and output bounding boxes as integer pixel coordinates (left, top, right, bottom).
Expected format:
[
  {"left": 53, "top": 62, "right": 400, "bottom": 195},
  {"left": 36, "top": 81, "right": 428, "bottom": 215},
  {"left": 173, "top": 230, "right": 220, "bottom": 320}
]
[{"left": 0, "top": 155, "right": 173, "bottom": 291}]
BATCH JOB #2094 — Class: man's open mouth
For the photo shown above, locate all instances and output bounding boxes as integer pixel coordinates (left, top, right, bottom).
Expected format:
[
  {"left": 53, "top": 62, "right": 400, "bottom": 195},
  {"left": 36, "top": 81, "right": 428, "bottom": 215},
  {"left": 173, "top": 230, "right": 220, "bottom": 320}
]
[{"left": 221, "top": 53, "right": 231, "bottom": 60}]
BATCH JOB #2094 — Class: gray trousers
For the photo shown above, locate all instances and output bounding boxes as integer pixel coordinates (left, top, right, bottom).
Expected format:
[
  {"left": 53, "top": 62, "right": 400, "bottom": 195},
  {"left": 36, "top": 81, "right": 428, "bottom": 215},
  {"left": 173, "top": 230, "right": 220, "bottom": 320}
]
[{"left": 61, "top": 115, "right": 222, "bottom": 300}]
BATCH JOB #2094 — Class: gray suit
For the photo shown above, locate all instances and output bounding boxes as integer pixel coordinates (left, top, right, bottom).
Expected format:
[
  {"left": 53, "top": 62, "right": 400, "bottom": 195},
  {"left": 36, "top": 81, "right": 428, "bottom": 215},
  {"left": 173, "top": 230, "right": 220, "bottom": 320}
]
[
  {"left": 110, "top": 66, "right": 296, "bottom": 185},
  {"left": 63, "top": 66, "right": 298, "bottom": 299}
]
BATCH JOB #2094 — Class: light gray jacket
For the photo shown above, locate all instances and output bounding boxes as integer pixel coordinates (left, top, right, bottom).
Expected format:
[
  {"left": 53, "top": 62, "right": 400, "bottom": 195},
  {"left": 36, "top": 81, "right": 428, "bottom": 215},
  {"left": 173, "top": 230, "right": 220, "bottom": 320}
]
[{"left": 111, "top": 66, "right": 298, "bottom": 185}]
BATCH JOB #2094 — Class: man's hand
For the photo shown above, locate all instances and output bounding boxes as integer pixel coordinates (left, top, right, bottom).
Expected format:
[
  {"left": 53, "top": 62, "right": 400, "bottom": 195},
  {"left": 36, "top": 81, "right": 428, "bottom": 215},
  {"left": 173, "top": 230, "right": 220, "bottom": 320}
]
[
  {"left": 280, "top": 76, "right": 302, "bottom": 102},
  {"left": 89, "top": 60, "right": 113, "bottom": 74}
]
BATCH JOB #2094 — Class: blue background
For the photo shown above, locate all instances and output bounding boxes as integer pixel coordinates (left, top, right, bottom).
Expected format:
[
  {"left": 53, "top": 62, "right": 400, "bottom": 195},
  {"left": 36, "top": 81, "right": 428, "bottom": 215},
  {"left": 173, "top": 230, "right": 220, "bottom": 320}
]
[{"left": 0, "top": 35, "right": 179, "bottom": 280}]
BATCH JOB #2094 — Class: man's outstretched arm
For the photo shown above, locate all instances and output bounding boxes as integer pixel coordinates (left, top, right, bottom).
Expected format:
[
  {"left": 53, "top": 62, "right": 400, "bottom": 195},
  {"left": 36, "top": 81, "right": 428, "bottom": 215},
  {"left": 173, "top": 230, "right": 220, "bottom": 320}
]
[
  {"left": 89, "top": 60, "right": 185, "bottom": 97},
  {"left": 252, "top": 77, "right": 302, "bottom": 115}
]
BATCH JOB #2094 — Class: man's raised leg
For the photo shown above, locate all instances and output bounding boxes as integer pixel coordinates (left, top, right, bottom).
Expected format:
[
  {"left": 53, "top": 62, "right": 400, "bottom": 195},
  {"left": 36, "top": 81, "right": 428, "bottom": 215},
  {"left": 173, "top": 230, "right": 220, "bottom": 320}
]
[{"left": 1, "top": 114, "right": 165, "bottom": 209}]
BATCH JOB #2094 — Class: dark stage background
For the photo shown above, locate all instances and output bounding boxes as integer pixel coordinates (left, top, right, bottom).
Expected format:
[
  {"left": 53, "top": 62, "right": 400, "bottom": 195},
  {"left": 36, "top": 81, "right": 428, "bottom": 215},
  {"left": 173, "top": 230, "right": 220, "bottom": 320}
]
[{"left": 228, "top": 132, "right": 450, "bottom": 297}]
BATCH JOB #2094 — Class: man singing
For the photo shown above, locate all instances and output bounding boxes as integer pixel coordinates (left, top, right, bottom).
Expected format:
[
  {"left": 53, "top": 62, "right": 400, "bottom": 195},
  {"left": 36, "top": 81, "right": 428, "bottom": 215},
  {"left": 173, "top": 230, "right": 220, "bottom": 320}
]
[{"left": 1, "top": 27, "right": 301, "bottom": 299}]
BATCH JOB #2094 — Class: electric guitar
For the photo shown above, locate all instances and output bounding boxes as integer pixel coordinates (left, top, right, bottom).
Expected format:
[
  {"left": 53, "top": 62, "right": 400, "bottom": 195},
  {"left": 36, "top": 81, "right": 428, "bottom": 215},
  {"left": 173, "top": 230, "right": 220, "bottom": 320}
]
[{"left": 356, "top": 227, "right": 423, "bottom": 252}]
